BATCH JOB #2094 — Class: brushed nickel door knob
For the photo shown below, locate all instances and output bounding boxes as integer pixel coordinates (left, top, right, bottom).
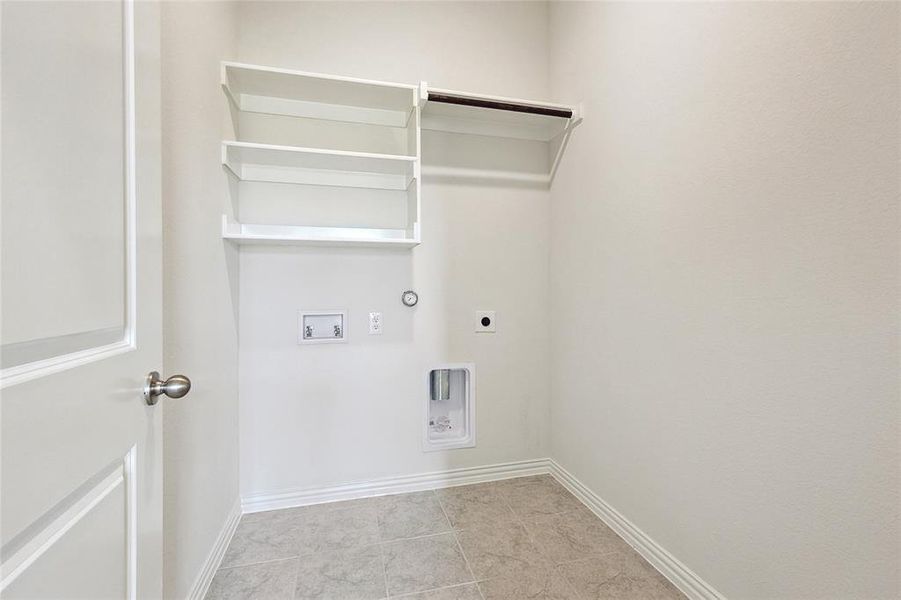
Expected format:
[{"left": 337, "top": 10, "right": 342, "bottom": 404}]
[{"left": 144, "top": 371, "right": 191, "bottom": 405}]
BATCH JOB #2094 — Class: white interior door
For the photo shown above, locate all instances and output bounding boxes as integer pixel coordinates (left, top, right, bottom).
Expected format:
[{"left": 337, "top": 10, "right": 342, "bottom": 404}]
[{"left": 1, "top": 1, "right": 164, "bottom": 598}]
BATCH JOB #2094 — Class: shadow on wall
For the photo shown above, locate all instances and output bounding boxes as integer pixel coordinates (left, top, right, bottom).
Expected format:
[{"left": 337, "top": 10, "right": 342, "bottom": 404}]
[{"left": 422, "top": 130, "right": 550, "bottom": 189}]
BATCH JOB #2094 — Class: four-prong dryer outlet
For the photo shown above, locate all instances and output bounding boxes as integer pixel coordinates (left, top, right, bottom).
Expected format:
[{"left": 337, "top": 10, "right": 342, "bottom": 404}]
[{"left": 424, "top": 364, "right": 475, "bottom": 451}]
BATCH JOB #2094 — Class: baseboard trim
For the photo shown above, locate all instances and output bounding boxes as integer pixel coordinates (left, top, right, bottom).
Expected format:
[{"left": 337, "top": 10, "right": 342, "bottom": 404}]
[
  {"left": 547, "top": 459, "right": 725, "bottom": 600},
  {"left": 241, "top": 458, "right": 550, "bottom": 513},
  {"left": 186, "top": 497, "right": 242, "bottom": 600}
]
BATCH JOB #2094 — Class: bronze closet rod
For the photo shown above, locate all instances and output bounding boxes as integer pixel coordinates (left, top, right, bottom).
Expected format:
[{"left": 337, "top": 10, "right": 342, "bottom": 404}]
[{"left": 427, "top": 92, "right": 573, "bottom": 119}]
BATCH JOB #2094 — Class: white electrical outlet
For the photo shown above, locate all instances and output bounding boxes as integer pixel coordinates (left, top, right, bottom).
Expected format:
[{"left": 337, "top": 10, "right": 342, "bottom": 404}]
[
  {"left": 369, "top": 312, "right": 383, "bottom": 335},
  {"left": 475, "top": 310, "right": 496, "bottom": 333}
]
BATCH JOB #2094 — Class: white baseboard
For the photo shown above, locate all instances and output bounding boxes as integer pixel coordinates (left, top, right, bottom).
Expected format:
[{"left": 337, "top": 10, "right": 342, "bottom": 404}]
[
  {"left": 548, "top": 459, "right": 725, "bottom": 600},
  {"left": 241, "top": 458, "right": 550, "bottom": 513},
  {"left": 186, "top": 497, "right": 242, "bottom": 600}
]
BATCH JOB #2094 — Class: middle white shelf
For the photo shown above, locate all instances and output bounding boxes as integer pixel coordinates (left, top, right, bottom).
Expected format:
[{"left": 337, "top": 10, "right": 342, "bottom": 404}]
[
  {"left": 221, "top": 215, "right": 419, "bottom": 248},
  {"left": 221, "top": 141, "right": 418, "bottom": 191}
]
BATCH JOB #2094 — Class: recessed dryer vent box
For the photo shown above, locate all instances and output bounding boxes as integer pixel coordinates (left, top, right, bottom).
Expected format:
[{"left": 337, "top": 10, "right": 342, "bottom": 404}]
[
  {"left": 424, "top": 363, "right": 475, "bottom": 452},
  {"left": 298, "top": 310, "right": 347, "bottom": 344}
]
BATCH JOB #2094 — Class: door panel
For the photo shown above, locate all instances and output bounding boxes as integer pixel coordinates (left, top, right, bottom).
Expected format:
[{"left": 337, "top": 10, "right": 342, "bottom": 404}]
[
  {"left": 3, "top": 453, "right": 133, "bottom": 600},
  {"left": 1, "top": 0, "right": 128, "bottom": 370},
  {"left": 0, "top": 1, "right": 163, "bottom": 598}
]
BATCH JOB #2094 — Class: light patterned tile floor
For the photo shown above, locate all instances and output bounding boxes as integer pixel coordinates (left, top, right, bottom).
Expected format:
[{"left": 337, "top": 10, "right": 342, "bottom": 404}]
[{"left": 206, "top": 475, "right": 685, "bottom": 600}]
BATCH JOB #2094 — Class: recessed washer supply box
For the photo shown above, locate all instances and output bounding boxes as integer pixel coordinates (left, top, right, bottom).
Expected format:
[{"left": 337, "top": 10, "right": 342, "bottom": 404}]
[{"left": 298, "top": 310, "right": 347, "bottom": 344}]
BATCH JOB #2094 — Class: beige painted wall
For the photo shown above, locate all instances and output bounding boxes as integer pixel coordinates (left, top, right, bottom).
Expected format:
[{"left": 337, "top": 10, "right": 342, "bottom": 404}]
[
  {"left": 235, "top": 1, "right": 552, "bottom": 497},
  {"left": 160, "top": 3, "right": 240, "bottom": 598},
  {"left": 548, "top": 2, "right": 900, "bottom": 598}
]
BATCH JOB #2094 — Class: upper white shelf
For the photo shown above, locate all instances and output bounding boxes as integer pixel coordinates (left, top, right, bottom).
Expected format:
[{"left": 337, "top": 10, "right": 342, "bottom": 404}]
[
  {"left": 420, "top": 85, "right": 580, "bottom": 142},
  {"left": 221, "top": 61, "right": 418, "bottom": 128},
  {"left": 222, "top": 141, "right": 417, "bottom": 190}
]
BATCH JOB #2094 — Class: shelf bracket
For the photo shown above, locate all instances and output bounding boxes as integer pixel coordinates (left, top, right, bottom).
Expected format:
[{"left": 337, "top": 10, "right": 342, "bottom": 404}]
[{"left": 548, "top": 106, "right": 583, "bottom": 184}]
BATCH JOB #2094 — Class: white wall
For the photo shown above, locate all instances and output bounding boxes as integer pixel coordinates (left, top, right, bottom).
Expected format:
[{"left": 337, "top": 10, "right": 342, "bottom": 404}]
[
  {"left": 548, "top": 2, "right": 900, "bottom": 598},
  {"left": 160, "top": 3, "right": 240, "bottom": 598},
  {"left": 236, "top": 1, "right": 552, "bottom": 497}
]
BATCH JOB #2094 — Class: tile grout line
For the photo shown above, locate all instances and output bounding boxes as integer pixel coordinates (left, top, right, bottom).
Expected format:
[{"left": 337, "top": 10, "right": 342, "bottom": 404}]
[
  {"left": 435, "top": 490, "right": 482, "bottom": 598},
  {"left": 494, "top": 477, "right": 587, "bottom": 600},
  {"left": 433, "top": 484, "right": 584, "bottom": 589},
  {"left": 499, "top": 479, "right": 565, "bottom": 597},
  {"left": 495, "top": 478, "right": 539, "bottom": 547},
  {"left": 217, "top": 554, "right": 302, "bottom": 572},
  {"left": 439, "top": 475, "right": 572, "bottom": 599},
  {"left": 381, "top": 489, "right": 464, "bottom": 598},
  {"left": 452, "top": 476, "right": 587, "bottom": 600},
  {"left": 288, "top": 554, "right": 300, "bottom": 600},
  {"left": 537, "top": 472, "right": 648, "bottom": 597},
  {"left": 377, "top": 539, "right": 391, "bottom": 599},
  {"left": 393, "top": 581, "right": 484, "bottom": 599},
  {"left": 450, "top": 525, "right": 484, "bottom": 598},
  {"left": 373, "top": 499, "right": 391, "bottom": 599},
  {"left": 379, "top": 529, "right": 457, "bottom": 545}
]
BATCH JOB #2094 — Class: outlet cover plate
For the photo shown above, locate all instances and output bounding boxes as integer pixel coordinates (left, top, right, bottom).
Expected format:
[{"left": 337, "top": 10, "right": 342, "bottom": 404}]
[{"left": 369, "top": 312, "right": 383, "bottom": 335}]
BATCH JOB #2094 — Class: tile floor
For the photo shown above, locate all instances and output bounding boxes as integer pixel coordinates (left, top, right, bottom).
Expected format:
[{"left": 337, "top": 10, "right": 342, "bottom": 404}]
[{"left": 207, "top": 475, "right": 685, "bottom": 600}]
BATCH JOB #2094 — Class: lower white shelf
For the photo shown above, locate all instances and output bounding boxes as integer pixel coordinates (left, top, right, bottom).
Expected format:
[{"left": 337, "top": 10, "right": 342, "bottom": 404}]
[{"left": 221, "top": 215, "right": 420, "bottom": 248}]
